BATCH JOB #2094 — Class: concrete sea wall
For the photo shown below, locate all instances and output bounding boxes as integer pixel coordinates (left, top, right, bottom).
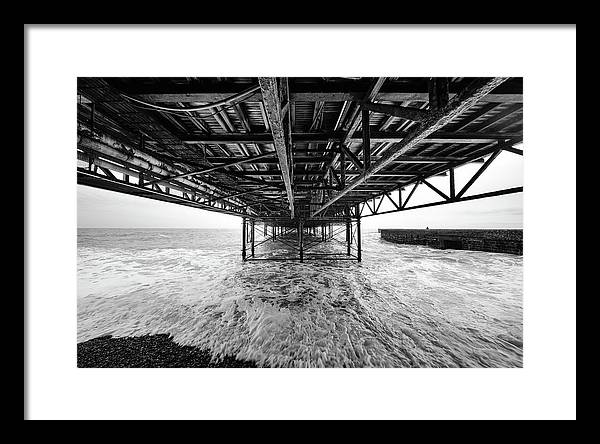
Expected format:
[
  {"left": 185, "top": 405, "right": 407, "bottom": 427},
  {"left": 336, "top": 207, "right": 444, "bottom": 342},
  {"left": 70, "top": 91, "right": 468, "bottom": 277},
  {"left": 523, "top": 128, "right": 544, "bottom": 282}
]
[{"left": 379, "top": 229, "right": 523, "bottom": 255}]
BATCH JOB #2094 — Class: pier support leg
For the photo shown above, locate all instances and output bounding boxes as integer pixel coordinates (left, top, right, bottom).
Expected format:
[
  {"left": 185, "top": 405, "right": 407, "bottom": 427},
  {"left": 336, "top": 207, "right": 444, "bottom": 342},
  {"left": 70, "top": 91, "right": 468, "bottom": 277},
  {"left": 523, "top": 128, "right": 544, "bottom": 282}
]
[
  {"left": 346, "top": 220, "right": 351, "bottom": 256},
  {"left": 299, "top": 220, "right": 304, "bottom": 262},
  {"left": 356, "top": 205, "right": 362, "bottom": 262},
  {"left": 251, "top": 220, "right": 255, "bottom": 258},
  {"left": 242, "top": 217, "right": 247, "bottom": 261}
]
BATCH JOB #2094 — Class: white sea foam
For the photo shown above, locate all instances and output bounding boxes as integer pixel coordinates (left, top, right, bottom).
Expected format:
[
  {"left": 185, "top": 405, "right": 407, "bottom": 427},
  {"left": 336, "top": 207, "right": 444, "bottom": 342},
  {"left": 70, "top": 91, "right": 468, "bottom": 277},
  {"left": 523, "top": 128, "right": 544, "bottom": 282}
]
[{"left": 77, "top": 228, "right": 523, "bottom": 367}]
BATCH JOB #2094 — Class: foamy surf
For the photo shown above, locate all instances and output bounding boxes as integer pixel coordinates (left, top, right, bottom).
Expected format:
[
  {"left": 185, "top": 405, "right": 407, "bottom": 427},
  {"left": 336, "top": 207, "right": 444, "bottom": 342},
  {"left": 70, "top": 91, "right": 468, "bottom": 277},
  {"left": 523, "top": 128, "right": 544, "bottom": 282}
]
[{"left": 77, "top": 228, "right": 523, "bottom": 367}]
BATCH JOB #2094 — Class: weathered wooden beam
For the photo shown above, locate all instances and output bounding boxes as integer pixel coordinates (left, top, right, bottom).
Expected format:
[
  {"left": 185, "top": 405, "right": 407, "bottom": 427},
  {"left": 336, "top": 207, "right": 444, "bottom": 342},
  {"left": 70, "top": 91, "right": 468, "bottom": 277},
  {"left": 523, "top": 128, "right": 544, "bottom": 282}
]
[
  {"left": 310, "top": 77, "right": 509, "bottom": 217},
  {"left": 361, "top": 102, "right": 429, "bottom": 121},
  {"left": 258, "top": 77, "right": 295, "bottom": 218}
]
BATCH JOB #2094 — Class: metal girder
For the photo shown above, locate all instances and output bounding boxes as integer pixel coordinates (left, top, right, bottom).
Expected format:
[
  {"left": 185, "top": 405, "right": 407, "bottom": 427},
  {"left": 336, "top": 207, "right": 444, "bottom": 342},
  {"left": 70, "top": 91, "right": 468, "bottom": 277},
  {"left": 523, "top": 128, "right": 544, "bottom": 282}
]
[
  {"left": 310, "top": 77, "right": 509, "bottom": 217},
  {"left": 78, "top": 77, "right": 523, "bottom": 250},
  {"left": 78, "top": 168, "right": 256, "bottom": 218},
  {"left": 456, "top": 148, "right": 502, "bottom": 199},
  {"left": 361, "top": 186, "right": 523, "bottom": 218},
  {"left": 259, "top": 77, "right": 295, "bottom": 218},
  {"left": 145, "top": 151, "right": 277, "bottom": 187},
  {"left": 350, "top": 140, "right": 522, "bottom": 218},
  {"left": 200, "top": 155, "right": 462, "bottom": 165},
  {"left": 182, "top": 131, "right": 521, "bottom": 145},
  {"left": 322, "top": 79, "right": 387, "bottom": 182},
  {"left": 341, "top": 78, "right": 387, "bottom": 147},
  {"left": 77, "top": 134, "right": 287, "bottom": 217},
  {"left": 361, "top": 102, "right": 429, "bottom": 122},
  {"left": 125, "top": 81, "right": 523, "bottom": 104}
]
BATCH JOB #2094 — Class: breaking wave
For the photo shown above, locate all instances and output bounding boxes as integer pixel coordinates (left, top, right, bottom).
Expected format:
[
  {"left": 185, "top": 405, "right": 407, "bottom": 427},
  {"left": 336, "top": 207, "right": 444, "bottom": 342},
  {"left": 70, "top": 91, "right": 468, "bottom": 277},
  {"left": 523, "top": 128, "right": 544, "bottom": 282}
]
[{"left": 77, "top": 228, "right": 523, "bottom": 367}]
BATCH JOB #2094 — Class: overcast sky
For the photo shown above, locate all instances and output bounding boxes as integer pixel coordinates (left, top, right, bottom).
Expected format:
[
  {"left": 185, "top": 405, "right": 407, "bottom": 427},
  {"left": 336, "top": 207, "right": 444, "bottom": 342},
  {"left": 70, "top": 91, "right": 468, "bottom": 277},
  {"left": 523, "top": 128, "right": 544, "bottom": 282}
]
[{"left": 78, "top": 149, "right": 522, "bottom": 230}]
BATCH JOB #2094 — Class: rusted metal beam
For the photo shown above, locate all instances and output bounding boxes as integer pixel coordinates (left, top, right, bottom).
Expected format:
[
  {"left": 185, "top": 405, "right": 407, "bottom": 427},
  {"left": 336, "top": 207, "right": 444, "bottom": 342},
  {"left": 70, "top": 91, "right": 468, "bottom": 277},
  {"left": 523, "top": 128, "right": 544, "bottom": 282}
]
[
  {"left": 402, "top": 182, "right": 419, "bottom": 209},
  {"left": 182, "top": 131, "right": 521, "bottom": 145},
  {"left": 421, "top": 178, "right": 450, "bottom": 201},
  {"left": 362, "top": 107, "right": 371, "bottom": 170},
  {"left": 258, "top": 77, "right": 295, "bottom": 218},
  {"left": 369, "top": 138, "right": 522, "bottom": 204},
  {"left": 362, "top": 186, "right": 523, "bottom": 217},
  {"left": 78, "top": 168, "right": 255, "bottom": 218},
  {"left": 456, "top": 148, "right": 502, "bottom": 199},
  {"left": 339, "top": 144, "right": 363, "bottom": 170},
  {"left": 429, "top": 78, "right": 450, "bottom": 110},
  {"left": 502, "top": 145, "right": 524, "bottom": 156},
  {"left": 131, "top": 83, "right": 522, "bottom": 104},
  {"left": 338, "top": 78, "right": 387, "bottom": 166},
  {"left": 145, "top": 152, "right": 277, "bottom": 187},
  {"left": 201, "top": 155, "right": 461, "bottom": 165},
  {"left": 137, "top": 91, "right": 523, "bottom": 104},
  {"left": 361, "top": 102, "right": 429, "bottom": 121},
  {"left": 310, "top": 77, "right": 509, "bottom": 217}
]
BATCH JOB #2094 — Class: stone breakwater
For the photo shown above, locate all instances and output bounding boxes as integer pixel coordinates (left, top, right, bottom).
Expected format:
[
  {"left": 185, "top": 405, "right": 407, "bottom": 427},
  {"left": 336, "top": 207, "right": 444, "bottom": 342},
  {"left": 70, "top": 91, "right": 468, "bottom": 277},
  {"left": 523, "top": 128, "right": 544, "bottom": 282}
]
[{"left": 379, "top": 229, "right": 523, "bottom": 255}]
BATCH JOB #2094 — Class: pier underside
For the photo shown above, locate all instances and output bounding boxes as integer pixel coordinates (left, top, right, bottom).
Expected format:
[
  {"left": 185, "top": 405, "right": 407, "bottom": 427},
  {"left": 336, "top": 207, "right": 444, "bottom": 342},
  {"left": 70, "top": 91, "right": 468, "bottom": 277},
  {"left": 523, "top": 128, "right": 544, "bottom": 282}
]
[
  {"left": 77, "top": 77, "right": 523, "bottom": 261},
  {"left": 242, "top": 218, "right": 362, "bottom": 262}
]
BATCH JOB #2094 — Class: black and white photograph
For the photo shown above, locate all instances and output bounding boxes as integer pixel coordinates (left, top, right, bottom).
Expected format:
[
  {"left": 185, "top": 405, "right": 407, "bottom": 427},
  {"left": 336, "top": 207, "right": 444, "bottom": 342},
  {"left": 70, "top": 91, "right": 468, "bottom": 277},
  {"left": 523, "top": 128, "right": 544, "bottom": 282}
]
[
  {"left": 25, "top": 25, "right": 576, "bottom": 420},
  {"left": 76, "top": 76, "right": 524, "bottom": 369}
]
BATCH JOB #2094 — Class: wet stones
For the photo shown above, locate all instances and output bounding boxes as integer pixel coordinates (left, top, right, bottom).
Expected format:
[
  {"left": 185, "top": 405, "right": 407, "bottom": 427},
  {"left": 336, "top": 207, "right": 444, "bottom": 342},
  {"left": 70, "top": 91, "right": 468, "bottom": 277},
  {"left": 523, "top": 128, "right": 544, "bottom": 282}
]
[{"left": 77, "top": 334, "right": 257, "bottom": 368}]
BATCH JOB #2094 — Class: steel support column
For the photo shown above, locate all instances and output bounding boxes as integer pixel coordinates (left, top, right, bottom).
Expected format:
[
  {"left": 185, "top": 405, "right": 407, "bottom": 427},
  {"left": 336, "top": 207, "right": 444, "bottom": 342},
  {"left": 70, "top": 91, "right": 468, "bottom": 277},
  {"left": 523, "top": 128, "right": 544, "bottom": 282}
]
[
  {"left": 356, "top": 205, "right": 362, "bottom": 262},
  {"left": 242, "top": 217, "right": 247, "bottom": 261},
  {"left": 346, "top": 219, "right": 351, "bottom": 256},
  {"left": 251, "top": 220, "right": 255, "bottom": 258},
  {"left": 299, "top": 220, "right": 304, "bottom": 262}
]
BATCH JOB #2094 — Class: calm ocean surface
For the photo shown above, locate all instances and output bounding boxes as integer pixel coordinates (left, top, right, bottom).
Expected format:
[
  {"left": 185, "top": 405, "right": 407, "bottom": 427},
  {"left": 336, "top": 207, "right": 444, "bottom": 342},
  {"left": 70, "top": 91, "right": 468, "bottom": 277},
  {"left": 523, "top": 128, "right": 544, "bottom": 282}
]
[{"left": 77, "top": 228, "right": 523, "bottom": 367}]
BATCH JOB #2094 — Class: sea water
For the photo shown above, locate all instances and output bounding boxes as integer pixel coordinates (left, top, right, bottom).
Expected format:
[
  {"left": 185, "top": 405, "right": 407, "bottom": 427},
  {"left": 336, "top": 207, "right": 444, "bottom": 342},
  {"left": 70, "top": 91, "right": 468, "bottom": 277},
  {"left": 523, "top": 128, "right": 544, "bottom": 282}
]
[{"left": 77, "top": 228, "right": 523, "bottom": 367}]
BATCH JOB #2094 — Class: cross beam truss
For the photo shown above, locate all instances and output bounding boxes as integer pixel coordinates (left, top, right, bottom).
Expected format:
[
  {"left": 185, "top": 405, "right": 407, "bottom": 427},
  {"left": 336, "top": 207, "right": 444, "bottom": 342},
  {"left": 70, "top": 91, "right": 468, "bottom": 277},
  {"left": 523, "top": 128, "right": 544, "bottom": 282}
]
[
  {"left": 346, "top": 141, "right": 523, "bottom": 219},
  {"left": 311, "top": 77, "right": 512, "bottom": 217}
]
